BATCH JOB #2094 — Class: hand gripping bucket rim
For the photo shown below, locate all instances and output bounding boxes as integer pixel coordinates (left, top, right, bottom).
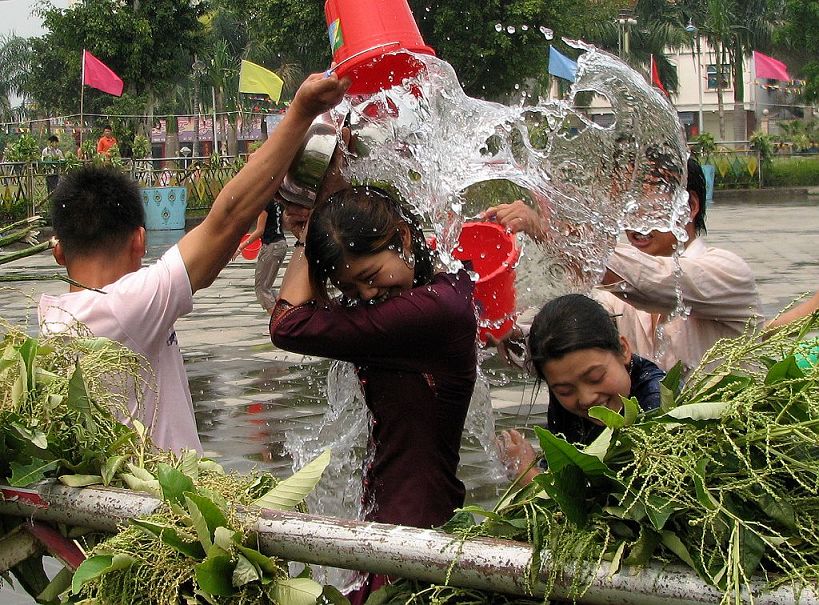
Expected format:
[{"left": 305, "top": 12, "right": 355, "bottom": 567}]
[{"left": 452, "top": 222, "right": 520, "bottom": 342}]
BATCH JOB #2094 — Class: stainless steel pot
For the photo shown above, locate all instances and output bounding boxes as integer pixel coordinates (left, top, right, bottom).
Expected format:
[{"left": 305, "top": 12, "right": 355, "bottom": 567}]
[{"left": 281, "top": 112, "right": 343, "bottom": 208}]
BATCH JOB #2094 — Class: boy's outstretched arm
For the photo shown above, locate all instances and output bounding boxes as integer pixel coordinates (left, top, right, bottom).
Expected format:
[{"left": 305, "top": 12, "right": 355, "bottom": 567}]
[{"left": 179, "top": 73, "right": 349, "bottom": 293}]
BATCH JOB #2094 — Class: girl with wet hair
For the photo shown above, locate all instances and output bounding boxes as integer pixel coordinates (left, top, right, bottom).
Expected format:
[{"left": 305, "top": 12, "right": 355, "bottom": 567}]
[
  {"left": 271, "top": 185, "right": 477, "bottom": 603},
  {"left": 498, "top": 293, "right": 665, "bottom": 484}
]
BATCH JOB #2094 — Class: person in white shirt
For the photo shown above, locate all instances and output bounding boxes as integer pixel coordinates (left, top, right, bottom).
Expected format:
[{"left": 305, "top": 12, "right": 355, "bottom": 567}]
[
  {"left": 485, "top": 158, "right": 763, "bottom": 375},
  {"left": 42, "top": 135, "right": 64, "bottom": 195},
  {"left": 39, "top": 73, "right": 350, "bottom": 453}
]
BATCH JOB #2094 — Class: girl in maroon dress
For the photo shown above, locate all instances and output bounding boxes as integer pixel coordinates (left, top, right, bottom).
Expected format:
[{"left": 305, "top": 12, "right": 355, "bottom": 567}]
[{"left": 270, "top": 185, "right": 477, "bottom": 602}]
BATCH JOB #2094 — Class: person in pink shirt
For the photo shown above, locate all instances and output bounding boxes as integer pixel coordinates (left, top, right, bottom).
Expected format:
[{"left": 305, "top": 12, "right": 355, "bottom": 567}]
[{"left": 39, "top": 73, "right": 349, "bottom": 453}]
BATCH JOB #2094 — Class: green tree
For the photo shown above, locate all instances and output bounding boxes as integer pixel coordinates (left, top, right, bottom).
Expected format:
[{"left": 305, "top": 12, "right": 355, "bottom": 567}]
[
  {"left": 774, "top": 0, "right": 819, "bottom": 103},
  {"left": 0, "top": 34, "right": 33, "bottom": 122},
  {"left": 25, "top": 0, "right": 205, "bottom": 117}
]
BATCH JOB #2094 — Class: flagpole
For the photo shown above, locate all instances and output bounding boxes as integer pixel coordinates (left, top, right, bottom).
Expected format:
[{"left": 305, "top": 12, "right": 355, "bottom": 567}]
[{"left": 79, "top": 50, "right": 85, "bottom": 153}]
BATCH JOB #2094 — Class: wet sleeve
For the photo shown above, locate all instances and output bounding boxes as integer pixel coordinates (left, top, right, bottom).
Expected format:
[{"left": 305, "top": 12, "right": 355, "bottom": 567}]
[
  {"left": 272, "top": 271, "right": 476, "bottom": 367},
  {"left": 602, "top": 244, "right": 761, "bottom": 322}
]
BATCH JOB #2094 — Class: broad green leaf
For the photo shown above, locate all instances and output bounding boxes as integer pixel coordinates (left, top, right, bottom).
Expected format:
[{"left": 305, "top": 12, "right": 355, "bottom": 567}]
[
  {"left": 71, "top": 554, "right": 133, "bottom": 593},
  {"left": 36, "top": 566, "right": 73, "bottom": 601},
  {"left": 621, "top": 396, "right": 640, "bottom": 427},
  {"left": 739, "top": 525, "right": 766, "bottom": 578},
  {"left": 693, "top": 459, "right": 719, "bottom": 511},
  {"left": 755, "top": 492, "right": 796, "bottom": 531},
  {"left": 67, "top": 364, "right": 96, "bottom": 431},
  {"left": 178, "top": 449, "right": 199, "bottom": 481},
  {"left": 198, "top": 459, "right": 225, "bottom": 475},
  {"left": 121, "top": 473, "right": 161, "bottom": 498},
  {"left": 533, "top": 464, "right": 589, "bottom": 525},
  {"left": 9, "top": 459, "right": 59, "bottom": 486},
  {"left": 185, "top": 492, "right": 228, "bottom": 534},
  {"left": 126, "top": 462, "right": 155, "bottom": 482},
  {"left": 253, "top": 449, "right": 331, "bottom": 511},
  {"left": 439, "top": 510, "right": 477, "bottom": 533},
  {"left": 607, "top": 540, "right": 626, "bottom": 579},
  {"left": 660, "top": 362, "right": 684, "bottom": 411},
  {"left": 534, "top": 427, "right": 612, "bottom": 477},
  {"left": 623, "top": 526, "right": 661, "bottom": 566},
  {"left": 59, "top": 474, "right": 103, "bottom": 487},
  {"left": 11, "top": 422, "right": 48, "bottom": 450},
  {"left": 765, "top": 355, "right": 805, "bottom": 385},
  {"left": 214, "top": 526, "right": 240, "bottom": 551},
  {"left": 236, "top": 544, "right": 280, "bottom": 576},
  {"left": 232, "top": 554, "right": 260, "bottom": 587},
  {"left": 272, "top": 577, "right": 324, "bottom": 605},
  {"left": 588, "top": 406, "right": 624, "bottom": 429},
  {"left": 661, "top": 530, "right": 698, "bottom": 570},
  {"left": 665, "top": 402, "right": 728, "bottom": 421},
  {"left": 645, "top": 495, "right": 678, "bottom": 530},
  {"left": 34, "top": 367, "right": 60, "bottom": 386},
  {"left": 157, "top": 463, "right": 195, "bottom": 506},
  {"left": 131, "top": 519, "right": 205, "bottom": 559},
  {"left": 11, "top": 355, "right": 26, "bottom": 407},
  {"left": 583, "top": 427, "right": 613, "bottom": 461},
  {"left": 195, "top": 553, "right": 236, "bottom": 596},
  {"left": 318, "top": 585, "right": 351, "bottom": 605},
  {"left": 102, "top": 455, "right": 127, "bottom": 486},
  {"left": 76, "top": 337, "right": 118, "bottom": 352},
  {"left": 186, "top": 496, "right": 213, "bottom": 550},
  {"left": 19, "top": 338, "right": 38, "bottom": 391}
]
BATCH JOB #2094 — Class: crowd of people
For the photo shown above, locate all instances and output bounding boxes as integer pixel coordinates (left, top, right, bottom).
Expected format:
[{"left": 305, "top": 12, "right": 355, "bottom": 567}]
[{"left": 36, "top": 70, "right": 817, "bottom": 600}]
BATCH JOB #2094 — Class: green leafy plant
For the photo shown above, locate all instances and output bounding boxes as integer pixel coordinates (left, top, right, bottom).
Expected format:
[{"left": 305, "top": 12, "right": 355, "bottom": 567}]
[
  {"left": 386, "top": 312, "right": 819, "bottom": 604},
  {"left": 131, "top": 134, "right": 151, "bottom": 159},
  {"left": 4, "top": 133, "right": 40, "bottom": 163},
  {"left": 691, "top": 132, "right": 716, "bottom": 161},
  {"left": 749, "top": 130, "right": 774, "bottom": 166}
]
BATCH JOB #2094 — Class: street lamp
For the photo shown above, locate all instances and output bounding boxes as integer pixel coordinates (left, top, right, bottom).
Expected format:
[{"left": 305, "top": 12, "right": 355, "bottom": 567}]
[
  {"left": 191, "top": 58, "right": 207, "bottom": 158},
  {"left": 180, "top": 146, "right": 192, "bottom": 169},
  {"left": 616, "top": 10, "right": 637, "bottom": 59},
  {"left": 685, "top": 19, "right": 705, "bottom": 135}
]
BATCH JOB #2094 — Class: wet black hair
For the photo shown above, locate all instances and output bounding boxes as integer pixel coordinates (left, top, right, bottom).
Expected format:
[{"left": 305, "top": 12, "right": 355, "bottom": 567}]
[
  {"left": 528, "top": 293, "right": 625, "bottom": 444},
  {"left": 687, "top": 156, "right": 707, "bottom": 235},
  {"left": 305, "top": 185, "right": 434, "bottom": 302},
  {"left": 50, "top": 165, "right": 145, "bottom": 259}
]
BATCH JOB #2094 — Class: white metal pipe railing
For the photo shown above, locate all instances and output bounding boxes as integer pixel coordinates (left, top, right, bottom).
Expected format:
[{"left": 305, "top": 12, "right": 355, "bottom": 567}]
[{"left": 0, "top": 482, "right": 815, "bottom": 605}]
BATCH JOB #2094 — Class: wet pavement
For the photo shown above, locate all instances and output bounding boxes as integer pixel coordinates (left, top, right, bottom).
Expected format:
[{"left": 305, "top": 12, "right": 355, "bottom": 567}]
[{"left": 1, "top": 194, "right": 818, "bottom": 601}]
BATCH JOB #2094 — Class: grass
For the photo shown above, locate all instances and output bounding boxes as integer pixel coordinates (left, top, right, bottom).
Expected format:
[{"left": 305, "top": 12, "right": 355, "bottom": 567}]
[{"left": 764, "top": 155, "right": 819, "bottom": 187}]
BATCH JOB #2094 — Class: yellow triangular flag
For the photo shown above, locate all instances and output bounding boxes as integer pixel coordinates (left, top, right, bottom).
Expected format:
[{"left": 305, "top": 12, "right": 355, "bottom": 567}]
[{"left": 239, "top": 60, "right": 284, "bottom": 103}]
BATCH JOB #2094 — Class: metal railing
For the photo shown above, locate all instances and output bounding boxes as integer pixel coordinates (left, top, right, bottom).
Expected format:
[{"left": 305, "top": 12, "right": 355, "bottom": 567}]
[{"left": 0, "top": 156, "right": 244, "bottom": 222}]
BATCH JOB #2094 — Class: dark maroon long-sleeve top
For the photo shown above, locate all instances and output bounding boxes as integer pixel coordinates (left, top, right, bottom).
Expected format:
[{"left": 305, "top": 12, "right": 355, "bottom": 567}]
[{"left": 271, "top": 269, "right": 477, "bottom": 529}]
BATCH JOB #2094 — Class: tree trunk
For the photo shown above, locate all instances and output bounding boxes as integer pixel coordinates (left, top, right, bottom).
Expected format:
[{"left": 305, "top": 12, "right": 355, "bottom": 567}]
[
  {"left": 732, "top": 43, "right": 747, "bottom": 142},
  {"left": 715, "top": 41, "right": 727, "bottom": 141}
]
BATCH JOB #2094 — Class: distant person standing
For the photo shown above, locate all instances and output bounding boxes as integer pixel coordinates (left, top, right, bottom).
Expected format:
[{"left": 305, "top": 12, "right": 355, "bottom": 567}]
[
  {"left": 96, "top": 125, "right": 118, "bottom": 158},
  {"left": 236, "top": 198, "right": 288, "bottom": 314},
  {"left": 41, "top": 135, "right": 64, "bottom": 195}
]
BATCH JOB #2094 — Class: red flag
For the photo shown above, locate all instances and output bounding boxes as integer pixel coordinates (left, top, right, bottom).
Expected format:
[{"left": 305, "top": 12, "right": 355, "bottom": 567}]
[
  {"left": 82, "top": 50, "right": 124, "bottom": 96},
  {"left": 650, "top": 55, "right": 667, "bottom": 96},
  {"left": 753, "top": 50, "right": 791, "bottom": 81}
]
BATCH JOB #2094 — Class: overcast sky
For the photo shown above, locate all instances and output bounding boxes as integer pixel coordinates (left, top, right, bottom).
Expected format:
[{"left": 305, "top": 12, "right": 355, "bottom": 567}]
[{"left": 1, "top": 0, "right": 70, "bottom": 38}]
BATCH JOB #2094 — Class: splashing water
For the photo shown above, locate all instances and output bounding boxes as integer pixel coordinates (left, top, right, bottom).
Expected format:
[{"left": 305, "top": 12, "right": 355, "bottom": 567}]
[{"left": 292, "top": 40, "right": 690, "bottom": 539}]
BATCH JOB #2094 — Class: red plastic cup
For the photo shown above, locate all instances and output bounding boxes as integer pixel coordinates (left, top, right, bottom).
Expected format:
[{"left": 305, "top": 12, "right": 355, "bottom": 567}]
[
  {"left": 325, "top": 0, "right": 435, "bottom": 95},
  {"left": 451, "top": 222, "right": 520, "bottom": 343},
  {"left": 240, "top": 234, "right": 262, "bottom": 260}
]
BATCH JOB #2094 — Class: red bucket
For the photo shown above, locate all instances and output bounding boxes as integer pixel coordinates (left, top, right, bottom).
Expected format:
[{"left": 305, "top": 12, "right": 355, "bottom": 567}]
[
  {"left": 325, "top": 0, "right": 435, "bottom": 95},
  {"left": 240, "top": 234, "right": 262, "bottom": 260},
  {"left": 452, "top": 222, "right": 520, "bottom": 343}
]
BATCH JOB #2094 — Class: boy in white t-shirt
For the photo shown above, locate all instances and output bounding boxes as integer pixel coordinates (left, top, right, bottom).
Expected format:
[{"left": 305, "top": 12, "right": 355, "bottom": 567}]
[{"left": 38, "top": 72, "right": 349, "bottom": 453}]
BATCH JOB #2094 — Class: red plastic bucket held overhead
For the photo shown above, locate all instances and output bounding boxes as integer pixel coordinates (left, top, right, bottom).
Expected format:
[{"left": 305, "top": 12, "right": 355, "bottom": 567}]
[
  {"left": 451, "top": 222, "right": 520, "bottom": 343},
  {"left": 240, "top": 234, "right": 262, "bottom": 260},
  {"left": 325, "top": 0, "right": 435, "bottom": 95}
]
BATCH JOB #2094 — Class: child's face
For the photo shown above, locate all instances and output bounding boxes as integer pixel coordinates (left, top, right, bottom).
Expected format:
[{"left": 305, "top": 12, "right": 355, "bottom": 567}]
[
  {"left": 332, "top": 248, "right": 415, "bottom": 303},
  {"left": 542, "top": 340, "right": 632, "bottom": 425}
]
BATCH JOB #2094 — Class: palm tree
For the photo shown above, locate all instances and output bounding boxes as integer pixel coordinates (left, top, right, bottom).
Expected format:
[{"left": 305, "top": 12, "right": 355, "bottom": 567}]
[{"left": 0, "top": 34, "right": 33, "bottom": 124}]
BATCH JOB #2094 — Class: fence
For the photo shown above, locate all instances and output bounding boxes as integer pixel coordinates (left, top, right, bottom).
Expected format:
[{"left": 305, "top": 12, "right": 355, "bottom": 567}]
[{"left": 0, "top": 157, "right": 244, "bottom": 223}]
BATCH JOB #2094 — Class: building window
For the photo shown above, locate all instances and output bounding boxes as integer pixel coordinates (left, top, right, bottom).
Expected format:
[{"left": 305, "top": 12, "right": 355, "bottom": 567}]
[{"left": 706, "top": 64, "right": 732, "bottom": 90}]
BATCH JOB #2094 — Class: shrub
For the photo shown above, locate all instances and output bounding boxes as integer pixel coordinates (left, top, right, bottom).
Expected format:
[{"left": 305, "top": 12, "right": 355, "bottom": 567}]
[{"left": 764, "top": 155, "right": 819, "bottom": 187}]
